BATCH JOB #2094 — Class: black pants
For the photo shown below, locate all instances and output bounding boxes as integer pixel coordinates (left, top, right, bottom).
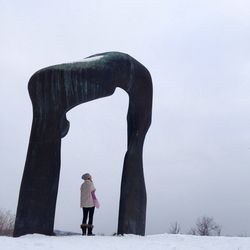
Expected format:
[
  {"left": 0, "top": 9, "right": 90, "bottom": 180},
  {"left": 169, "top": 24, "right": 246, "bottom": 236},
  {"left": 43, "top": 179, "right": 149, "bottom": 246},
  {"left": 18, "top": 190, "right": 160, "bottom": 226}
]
[{"left": 82, "top": 207, "right": 95, "bottom": 225}]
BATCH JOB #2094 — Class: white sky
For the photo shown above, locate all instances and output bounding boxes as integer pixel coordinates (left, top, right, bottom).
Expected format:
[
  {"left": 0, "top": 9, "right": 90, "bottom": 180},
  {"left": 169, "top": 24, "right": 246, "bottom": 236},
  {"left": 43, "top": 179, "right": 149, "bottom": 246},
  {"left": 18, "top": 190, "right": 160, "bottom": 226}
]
[{"left": 1, "top": 0, "right": 250, "bottom": 236}]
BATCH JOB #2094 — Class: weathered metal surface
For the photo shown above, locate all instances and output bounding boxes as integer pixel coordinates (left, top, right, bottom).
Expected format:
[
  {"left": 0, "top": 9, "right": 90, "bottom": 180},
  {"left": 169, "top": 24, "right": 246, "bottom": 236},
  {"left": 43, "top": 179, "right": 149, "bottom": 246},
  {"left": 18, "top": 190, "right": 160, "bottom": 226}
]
[{"left": 14, "top": 52, "right": 152, "bottom": 237}]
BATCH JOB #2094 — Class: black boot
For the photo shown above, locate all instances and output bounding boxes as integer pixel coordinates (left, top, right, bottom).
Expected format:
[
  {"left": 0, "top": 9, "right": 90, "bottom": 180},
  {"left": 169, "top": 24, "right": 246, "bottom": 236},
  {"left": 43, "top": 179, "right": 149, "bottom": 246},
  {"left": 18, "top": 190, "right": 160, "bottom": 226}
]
[
  {"left": 87, "top": 224, "right": 95, "bottom": 236},
  {"left": 80, "top": 224, "right": 88, "bottom": 235}
]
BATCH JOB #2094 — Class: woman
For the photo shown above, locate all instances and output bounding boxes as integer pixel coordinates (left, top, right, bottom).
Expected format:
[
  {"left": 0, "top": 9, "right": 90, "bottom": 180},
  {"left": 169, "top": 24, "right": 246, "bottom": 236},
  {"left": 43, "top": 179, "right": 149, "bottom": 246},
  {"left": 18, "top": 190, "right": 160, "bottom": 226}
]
[{"left": 80, "top": 173, "right": 98, "bottom": 236}]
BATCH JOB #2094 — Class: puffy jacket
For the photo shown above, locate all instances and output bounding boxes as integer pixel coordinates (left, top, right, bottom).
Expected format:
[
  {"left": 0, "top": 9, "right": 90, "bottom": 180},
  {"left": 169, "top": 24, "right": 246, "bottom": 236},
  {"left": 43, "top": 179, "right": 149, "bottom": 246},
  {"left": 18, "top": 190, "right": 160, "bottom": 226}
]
[{"left": 80, "top": 180, "right": 96, "bottom": 208}]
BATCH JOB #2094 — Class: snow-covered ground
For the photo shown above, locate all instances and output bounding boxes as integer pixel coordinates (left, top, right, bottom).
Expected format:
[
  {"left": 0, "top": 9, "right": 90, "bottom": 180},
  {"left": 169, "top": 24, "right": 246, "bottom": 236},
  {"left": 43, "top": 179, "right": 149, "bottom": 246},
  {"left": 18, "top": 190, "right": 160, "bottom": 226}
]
[{"left": 1, "top": 233, "right": 250, "bottom": 250}]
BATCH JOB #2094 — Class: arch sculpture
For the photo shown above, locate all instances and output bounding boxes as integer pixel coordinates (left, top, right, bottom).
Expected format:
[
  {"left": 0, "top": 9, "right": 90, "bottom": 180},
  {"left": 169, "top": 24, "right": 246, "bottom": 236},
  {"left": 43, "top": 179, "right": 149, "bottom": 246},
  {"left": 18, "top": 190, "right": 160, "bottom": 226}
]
[{"left": 14, "top": 52, "right": 153, "bottom": 237}]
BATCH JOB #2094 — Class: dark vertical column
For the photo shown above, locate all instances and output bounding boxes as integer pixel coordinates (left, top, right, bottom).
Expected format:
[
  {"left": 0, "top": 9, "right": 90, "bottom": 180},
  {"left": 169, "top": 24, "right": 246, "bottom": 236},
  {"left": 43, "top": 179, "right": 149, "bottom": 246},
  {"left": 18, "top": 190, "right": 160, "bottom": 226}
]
[
  {"left": 117, "top": 60, "right": 152, "bottom": 236},
  {"left": 118, "top": 148, "right": 146, "bottom": 235},
  {"left": 14, "top": 118, "right": 61, "bottom": 237},
  {"left": 118, "top": 101, "right": 148, "bottom": 236}
]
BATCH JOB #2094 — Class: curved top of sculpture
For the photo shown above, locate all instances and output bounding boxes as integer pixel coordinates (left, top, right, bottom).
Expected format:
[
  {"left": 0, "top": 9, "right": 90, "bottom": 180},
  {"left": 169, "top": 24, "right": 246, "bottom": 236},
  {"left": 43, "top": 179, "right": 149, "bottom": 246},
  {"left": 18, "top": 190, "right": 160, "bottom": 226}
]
[{"left": 28, "top": 51, "right": 153, "bottom": 140}]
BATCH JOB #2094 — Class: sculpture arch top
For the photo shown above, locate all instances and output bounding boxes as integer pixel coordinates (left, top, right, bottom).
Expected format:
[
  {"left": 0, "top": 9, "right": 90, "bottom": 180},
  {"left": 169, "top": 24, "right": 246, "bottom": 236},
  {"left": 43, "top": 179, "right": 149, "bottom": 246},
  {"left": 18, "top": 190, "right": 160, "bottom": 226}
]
[{"left": 14, "top": 52, "right": 153, "bottom": 237}]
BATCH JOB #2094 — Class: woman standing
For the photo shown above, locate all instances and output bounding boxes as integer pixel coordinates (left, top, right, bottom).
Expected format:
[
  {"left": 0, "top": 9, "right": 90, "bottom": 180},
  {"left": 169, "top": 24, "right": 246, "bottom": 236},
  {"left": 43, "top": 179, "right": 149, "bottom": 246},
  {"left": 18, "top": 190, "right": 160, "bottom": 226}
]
[{"left": 80, "top": 173, "right": 98, "bottom": 236}]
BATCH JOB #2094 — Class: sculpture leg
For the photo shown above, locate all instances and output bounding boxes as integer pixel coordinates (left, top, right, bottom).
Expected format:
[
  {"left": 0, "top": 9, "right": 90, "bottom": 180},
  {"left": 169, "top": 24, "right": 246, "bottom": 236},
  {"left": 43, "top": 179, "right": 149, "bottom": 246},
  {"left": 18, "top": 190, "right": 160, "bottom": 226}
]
[
  {"left": 118, "top": 144, "right": 147, "bottom": 235},
  {"left": 14, "top": 119, "right": 61, "bottom": 237},
  {"left": 117, "top": 87, "right": 151, "bottom": 236}
]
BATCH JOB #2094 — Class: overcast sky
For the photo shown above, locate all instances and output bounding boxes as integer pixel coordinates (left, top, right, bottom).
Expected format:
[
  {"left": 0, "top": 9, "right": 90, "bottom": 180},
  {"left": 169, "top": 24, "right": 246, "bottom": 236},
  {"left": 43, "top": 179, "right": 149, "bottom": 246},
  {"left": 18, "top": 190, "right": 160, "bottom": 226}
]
[{"left": 1, "top": 0, "right": 250, "bottom": 236}]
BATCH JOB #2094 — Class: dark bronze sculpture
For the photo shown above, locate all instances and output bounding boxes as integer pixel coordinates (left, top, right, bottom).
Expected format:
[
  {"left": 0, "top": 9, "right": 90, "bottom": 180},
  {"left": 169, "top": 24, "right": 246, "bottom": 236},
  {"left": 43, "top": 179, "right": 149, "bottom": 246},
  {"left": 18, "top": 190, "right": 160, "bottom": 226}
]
[{"left": 14, "top": 52, "right": 152, "bottom": 237}]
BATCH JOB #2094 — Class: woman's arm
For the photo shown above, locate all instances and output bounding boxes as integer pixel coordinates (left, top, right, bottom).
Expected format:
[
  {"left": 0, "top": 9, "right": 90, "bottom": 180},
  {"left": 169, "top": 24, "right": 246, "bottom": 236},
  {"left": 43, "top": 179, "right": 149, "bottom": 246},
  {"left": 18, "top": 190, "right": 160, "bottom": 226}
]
[{"left": 91, "top": 190, "right": 97, "bottom": 200}]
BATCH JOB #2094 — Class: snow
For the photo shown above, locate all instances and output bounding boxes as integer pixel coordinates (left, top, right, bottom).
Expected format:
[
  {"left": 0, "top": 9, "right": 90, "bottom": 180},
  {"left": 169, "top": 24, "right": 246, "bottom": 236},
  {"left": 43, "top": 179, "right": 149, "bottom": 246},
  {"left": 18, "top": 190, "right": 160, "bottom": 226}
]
[
  {"left": 81, "top": 55, "right": 104, "bottom": 62},
  {"left": 1, "top": 233, "right": 250, "bottom": 250}
]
